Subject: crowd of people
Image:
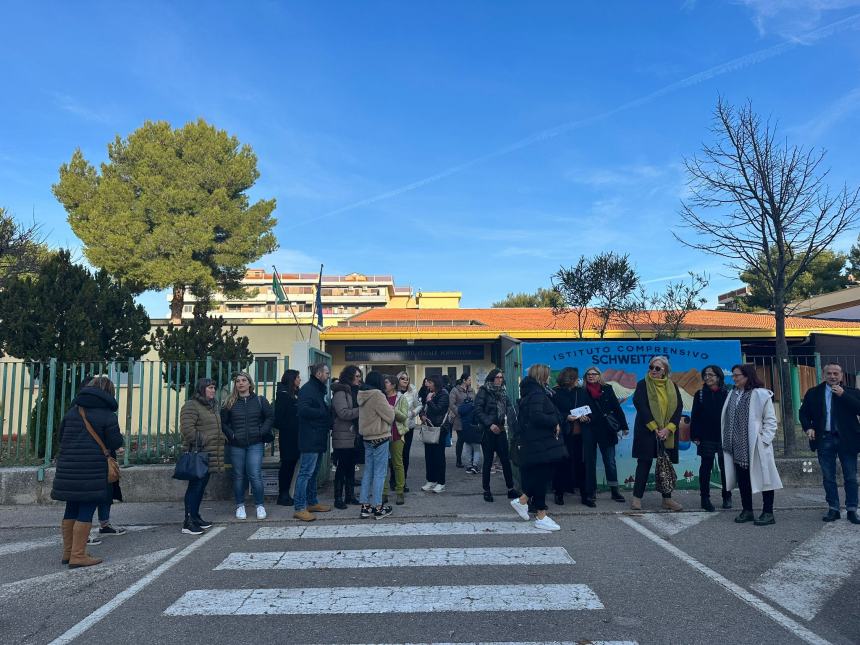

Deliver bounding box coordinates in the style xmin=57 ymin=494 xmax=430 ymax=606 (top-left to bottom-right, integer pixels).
xmin=49 ymin=357 xmax=859 ymax=568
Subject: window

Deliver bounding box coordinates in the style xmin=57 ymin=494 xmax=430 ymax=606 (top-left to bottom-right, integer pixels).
xmin=253 ymin=356 xmax=280 ymax=383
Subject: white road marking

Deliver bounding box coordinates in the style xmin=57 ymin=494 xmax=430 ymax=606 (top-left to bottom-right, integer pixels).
xmin=344 ymin=642 xmax=637 ymax=645
xmin=637 ymin=511 xmax=717 ymax=537
xmin=216 ymin=546 xmax=574 ymax=570
xmin=0 ymin=526 xmax=156 ymax=557
xmin=0 ymin=548 xmax=175 ymax=601
xmin=48 ymin=526 xmax=225 ymax=645
xmin=751 ymin=522 xmax=860 ymax=620
xmin=250 ymin=521 xmax=548 ymax=540
xmin=164 ymin=583 xmax=604 ymax=615
xmin=619 ymin=517 xmax=833 ymax=645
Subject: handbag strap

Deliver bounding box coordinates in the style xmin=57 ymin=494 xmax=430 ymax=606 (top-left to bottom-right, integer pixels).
xmin=78 ymin=407 xmax=111 ymax=458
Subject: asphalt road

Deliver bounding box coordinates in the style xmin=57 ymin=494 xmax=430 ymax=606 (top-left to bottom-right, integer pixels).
xmin=2 ymin=466 xmax=859 ymax=645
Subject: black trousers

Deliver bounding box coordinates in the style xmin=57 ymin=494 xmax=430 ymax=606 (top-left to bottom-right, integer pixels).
xmin=403 ymin=429 xmax=414 ymax=478
xmin=553 ymin=433 xmax=584 ymax=496
xmin=699 ymin=446 xmax=730 ymax=499
xmin=482 ymin=430 xmax=514 ymax=492
xmin=521 ymin=463 xmax=553 ymax=511
xmin=424 ymin=435 xmax=447 ymax=485
xmin=278 ymin=456 xmax=298 ymax=499
xmin=735 ymin=463 xmax=774 ymax=513
xmin=633 ymin=457 xmax=672 ymax=499
xmin=333 ymin=448 xmax=356 ymax=499
xmin=582 ymin=429 xmax=618 ymax=500
xmin=456 ymin=430 xmax=465 ymax=463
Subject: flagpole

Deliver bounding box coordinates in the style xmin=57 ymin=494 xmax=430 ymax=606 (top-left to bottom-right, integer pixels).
xmin=310 ymin=263 xmax=324 ymax=332
xmin=272 ymin=265 xmax=305 ymax=340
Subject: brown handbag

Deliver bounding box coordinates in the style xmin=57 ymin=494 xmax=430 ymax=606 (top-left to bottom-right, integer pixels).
xmin=79 ymin=407 xmax=121 ymax=483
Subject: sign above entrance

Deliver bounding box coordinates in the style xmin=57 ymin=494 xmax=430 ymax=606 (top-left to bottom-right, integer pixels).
xmin=345 ymin=345 xmax=484 ymax=362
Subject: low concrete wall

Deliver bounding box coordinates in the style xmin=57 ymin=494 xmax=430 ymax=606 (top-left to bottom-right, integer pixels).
xmin=0 ymin=457 xmax=844 ymax=505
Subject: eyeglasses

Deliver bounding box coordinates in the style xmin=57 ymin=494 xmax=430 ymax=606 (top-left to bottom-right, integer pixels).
xmin=648 ymin=366 xmax=664 ymax=372
xmin=585 ymin=372 xmax=599 ymax=377
xmin=494 ymin=375 xmax=504 ymax=380
xmin=399 ymin=377 xmax=409 ymax=381
xmin=731 ymin=373 xmax=743 ymax=378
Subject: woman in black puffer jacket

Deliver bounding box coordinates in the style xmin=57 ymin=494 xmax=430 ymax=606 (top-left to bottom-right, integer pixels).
xmin=51 ymin=376 xmax=124 ymax=569
xmin=221 ymin=372 xmax=274 ymax=521
xmin=419 ymin=374 xmax=450 ymax=493
xmin=510 ymin=365 xmax=566 ymax=532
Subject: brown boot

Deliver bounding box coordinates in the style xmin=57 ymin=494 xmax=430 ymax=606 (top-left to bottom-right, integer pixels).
xmin=61 ymin=519 xmax=75 ymax=565
xmin=630 ymin=497 xmax=642 ymax=511
xmin=307 ymin=503 xmax=331 ymax=513
xmin=69 ymin=522 xmax=103 ymax=569
xmin=293 ymin=510 xmax=316 ymax=522
xmin=662 ymin=498 xmax=683 ymax=512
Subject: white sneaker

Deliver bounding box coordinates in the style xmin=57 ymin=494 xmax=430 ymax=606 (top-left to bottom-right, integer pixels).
xmin=510 ymin=498 xmax=530 ymax=521
xmin=235 ymin=505 xmax=246 ymax=520
xmin=431 ymin=484 xmax=446 ymax=493
xmin=421 ymin=481 xmax=435 ymax=492
xmin=534 ymin=515 xmax=560 ymax=531
xmin=256 ymin=505 xmax=267 ymax=520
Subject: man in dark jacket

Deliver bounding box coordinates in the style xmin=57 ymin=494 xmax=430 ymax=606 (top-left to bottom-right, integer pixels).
xmin=293 ymin=363 xmax=332 ymax=521
xmin=799 ymin=363 xmax=860 ymax=524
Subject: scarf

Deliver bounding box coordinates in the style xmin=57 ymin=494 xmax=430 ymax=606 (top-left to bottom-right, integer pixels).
xmin=586 ymin=382 xmax=602 ymax=399
xmin=485 ymin=383 xmax=508 ymax=426
xmin=645 ymin=373 xmax=677 ymax=430
xmin=723 ymin=389 xmax=752 ymax=468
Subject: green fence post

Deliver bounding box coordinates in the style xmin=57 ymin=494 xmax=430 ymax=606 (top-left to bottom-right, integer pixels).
xmin=124 ymin=358 xmax=134 ymax=466
xmin=790 ymin=362 xmax=802 ymax=425
xmin=206 ymin=356 xmax=212 ymax=380
xmin=38 ymin=358 xmax=58 ymax=482
xmin=814 ymin=352 xmax=823 ymax=384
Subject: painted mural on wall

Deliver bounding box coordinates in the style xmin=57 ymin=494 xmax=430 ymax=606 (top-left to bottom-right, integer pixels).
xmin=520 ymin=340 xmax=742 ymax=491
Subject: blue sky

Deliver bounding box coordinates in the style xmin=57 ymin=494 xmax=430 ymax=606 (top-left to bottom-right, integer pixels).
xmin=2 ymin=1 xmax=860 ymax=316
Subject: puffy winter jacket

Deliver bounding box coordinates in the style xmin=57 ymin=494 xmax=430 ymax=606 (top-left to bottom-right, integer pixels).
xmin=180 ymin=396 xmax=225 ymax=472
xmin=51 ymin=387 xmax=124 ymax=504
xmin=297 ymin=376 xmax=331 ymax=453
xmin=221 ymin=393 xmax=274 ymax=448
xmin=331 ymin=382 xmax=359 ymax=450
xmin=516 ymin=377 xmax=566 ymax=467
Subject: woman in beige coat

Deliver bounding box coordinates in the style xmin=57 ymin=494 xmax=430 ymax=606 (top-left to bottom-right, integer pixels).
xmin=179 ymin=378 xmax=223 ymax=535
xmin=357 ymin=371 xmax=396 ymax=520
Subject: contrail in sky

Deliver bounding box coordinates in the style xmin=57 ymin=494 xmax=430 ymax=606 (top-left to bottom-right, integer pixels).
xmin=286 ymin=12 xmax=860 ymax=231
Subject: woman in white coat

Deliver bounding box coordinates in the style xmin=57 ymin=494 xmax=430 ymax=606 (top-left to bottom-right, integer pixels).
xmin=722 ymin=364 xmax=783 ymax=526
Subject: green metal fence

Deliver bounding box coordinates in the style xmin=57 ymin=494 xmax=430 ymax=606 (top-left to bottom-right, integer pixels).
xmin=0 ymin=357 xmax=290 ymax=473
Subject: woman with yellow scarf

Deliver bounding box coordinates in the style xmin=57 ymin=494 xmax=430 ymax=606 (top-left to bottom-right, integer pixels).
xmin=631 ymin=356 xmax=683 ymax=511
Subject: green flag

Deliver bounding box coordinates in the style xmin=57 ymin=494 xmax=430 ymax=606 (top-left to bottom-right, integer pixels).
xmin=272 ymin=271 xmax=286 ymax=304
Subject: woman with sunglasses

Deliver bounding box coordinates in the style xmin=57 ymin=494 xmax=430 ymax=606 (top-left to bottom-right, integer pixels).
xmin=396 ymin=371 xmax=418 ymax=491
xmin=722 ymin=364 xmax=782 ymax=526
xmin=690 ymin=365 xmax=731 ymax=512
xmin=474 ymin=369 xmax=520 ymax=502
xmin=573 ymin=367 xmax=628 ymax=507
xmin=631 ymin=356 xmax=683 ymax=511
xmin=419 ymin=375 xmax=450 ymax=493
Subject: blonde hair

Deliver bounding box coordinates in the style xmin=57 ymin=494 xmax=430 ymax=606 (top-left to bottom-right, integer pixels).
xmin=648 ymin=356 xmax=671 ymax=376
xmin=527 ymin=364 xmax=551 ymax=385
xmin=87 ymin=375 xmax=116 ymax=398
xmin=223 ymin=371 xmax=255 ymax=410
xmin=583 ymin=367 xmax=605 ymax=385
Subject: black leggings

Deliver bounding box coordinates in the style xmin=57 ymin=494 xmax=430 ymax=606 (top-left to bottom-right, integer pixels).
xmin=735 ymin=463 xmax=774 ymax=513
xmin=482 ymin=430 xmax=514 ymax=492
xmin=633 ymin=457 xmax=672 ymax=499
xmin=278 ymin=457 xmax=298 ymax=499
xmin=424 ymin=436 xmax=447 ymax=485
xmin=403 ymin=429 xmax=413 ymax=478
xmin=456 ymin=431 xmax=465 ymax=463
xmin=699 ymin=449 xmax=729 ymax=498
xmin=521 ymin=463 xmax=553 ymax=511
xmin=334 ymin=449 xmax=356 ymax=496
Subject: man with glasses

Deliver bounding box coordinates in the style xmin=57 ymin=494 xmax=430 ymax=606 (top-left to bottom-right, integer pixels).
xmin=799 ymin=363 xmax=860 ymax=524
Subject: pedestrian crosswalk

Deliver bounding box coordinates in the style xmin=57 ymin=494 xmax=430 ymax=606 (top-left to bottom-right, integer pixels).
xmin=163 ymin=518 xmax=626 ymax=643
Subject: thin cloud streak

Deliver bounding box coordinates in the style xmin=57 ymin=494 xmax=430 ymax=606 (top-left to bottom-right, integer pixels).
xmin=285 ymin=12 xmax=860 ymax=232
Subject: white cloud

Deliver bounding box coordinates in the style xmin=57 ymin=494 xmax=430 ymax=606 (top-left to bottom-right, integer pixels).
xmin=793 ymin=87 xmax=860 ymax=139
xmin=51 ymin=92 xmax=112 ymax=123
xmin=736 ymin=0 xmax=860 ymax=37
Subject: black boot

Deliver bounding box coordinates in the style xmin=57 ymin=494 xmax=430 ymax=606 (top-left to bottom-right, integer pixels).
xmin=345 ymin=478 xmax=360 ymax=505
xmin=193 ymin=514 xmax=213 ymax=529
xmin=610 ymin=486 xmax=625 ymax=503
xmin=701 ymin=496 xmax=715 ymax=512
xmin=182 ymin=514 xmax=203 ymax=535
xmin=722 ymin=492 xmax=733 ymax=509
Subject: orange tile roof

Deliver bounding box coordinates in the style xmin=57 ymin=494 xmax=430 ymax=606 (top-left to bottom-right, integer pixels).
xmin=320 ymin=307 xmax=860 ymax=340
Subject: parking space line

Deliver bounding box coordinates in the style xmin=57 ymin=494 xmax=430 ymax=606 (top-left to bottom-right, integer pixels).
xmin=619 ymin=517 xmax=833 ymax=645
xmin=48 ymin=526 xmax=225 ymax=645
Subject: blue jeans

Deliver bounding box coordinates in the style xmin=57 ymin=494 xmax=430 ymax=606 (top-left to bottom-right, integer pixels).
xmin=63 ymin=501 xmax=97 ymax=522
xmin=583 ymin=429 xmax=619 ymax=499
xmin=229 ymin=443 xmax=265 ymax=506
xmin=817 ymin=434 xmax=858 ymax=512
xmin=97 ymin=501 xmax=111 ymax=524
xmin=184 ymin=473 xmax=211 ymax=516
xmin=293 ymin=452 xmax=322 ymax=511
xmin=360 ymin=440 xmax=390 ymax=507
